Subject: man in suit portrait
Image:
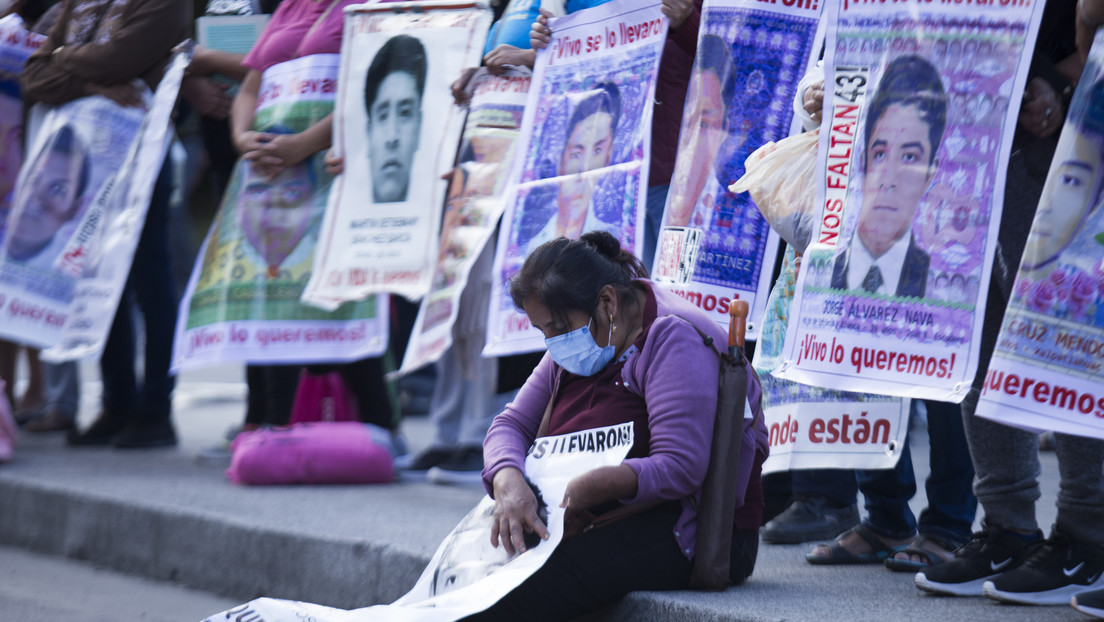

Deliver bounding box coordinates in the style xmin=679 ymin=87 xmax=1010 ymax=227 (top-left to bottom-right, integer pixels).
xmin=831 ymin=55 xmax=946 ymax=297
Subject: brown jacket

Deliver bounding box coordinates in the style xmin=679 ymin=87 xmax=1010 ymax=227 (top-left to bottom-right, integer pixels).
xmin=22 ymin=0 xmax=188 ymax=104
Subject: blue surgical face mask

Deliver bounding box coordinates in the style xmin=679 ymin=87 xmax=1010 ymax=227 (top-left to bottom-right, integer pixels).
xmin=544 ymin=317 xmax=615 ymax=376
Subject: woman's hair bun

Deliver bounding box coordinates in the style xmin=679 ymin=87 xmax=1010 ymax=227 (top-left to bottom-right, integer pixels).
xmin=580 ymin=230 xmax=621 ymax=260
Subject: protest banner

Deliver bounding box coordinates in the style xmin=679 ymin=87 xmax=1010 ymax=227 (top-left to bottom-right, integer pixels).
xmin=483 ymin=0 xmax=666 ymax=356
xmin=774 ymin=0 xmax=1045 ymax=402
xmin=0 ymin=47 xmax=180 ymax=349
xmin=203 ymin=422 xmax=635 ymax=622
xmin=172 ymin=54 xmax=388 ymax=370
xmin=400 ymin=68 xmax=531 ymax=374
xmin=651 ymin=0 xmax=822 ymax=341
xmin=301 ymin=1 xmax=492 ymax=308
xmin=43 ymin=45 xmax=192 ymax=361
xmin=755 ymin=247 xmax=908 ymax=474
xmin=976 ymin=32 xmax=1104 ymax=441
xmin=0 ymin=14 xmax=44 ymax=217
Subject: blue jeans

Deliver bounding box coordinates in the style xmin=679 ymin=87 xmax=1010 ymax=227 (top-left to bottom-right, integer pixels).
xmin=99 ymin=156 xmax=177 ymax=421
xmin=793 ymin=399 xmax=976 ymax=543
xmin=642 ymin=184 xmax=669 ymax=270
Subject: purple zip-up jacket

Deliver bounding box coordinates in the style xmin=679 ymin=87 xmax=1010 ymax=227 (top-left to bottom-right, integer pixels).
xmin=482 ymin=280 xmax=766 ymax=559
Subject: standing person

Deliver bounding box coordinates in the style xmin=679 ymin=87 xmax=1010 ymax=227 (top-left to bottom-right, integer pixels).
xmin=223 ymin=0 xmax=398 ymax=434
xmin=916 ymin=0 xmax=1104 ymax=605
xmin=20 ymin=0 xmax=188 ymax=448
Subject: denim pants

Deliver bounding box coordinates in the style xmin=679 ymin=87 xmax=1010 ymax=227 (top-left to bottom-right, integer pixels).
xmin=793 ymin=399 xmax=977 ymax=543
xmin=99 ymin=156 xmax=177 ymax=421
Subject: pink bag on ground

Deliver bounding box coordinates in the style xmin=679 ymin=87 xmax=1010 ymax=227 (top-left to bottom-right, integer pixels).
xmin=288 ymin=369 xmax=358 ymax=424
xmin=227 ymin=421 xmax=395 ymax=485
xmin=0 ymin=379 xmax=17 ymax=463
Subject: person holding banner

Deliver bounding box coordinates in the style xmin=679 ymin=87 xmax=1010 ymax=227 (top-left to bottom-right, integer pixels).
xmin=476 ymin=231 xmax=767 ymax=620
xmin=918 ymin=4 xmax=1104 ymax=604
xmin=830 ymin=55 xmax=945 ymax=298
xmin=220 ymin=0 xmax=398 ymax=433
xmin=21 ymin=0 xmax=187 ymax=448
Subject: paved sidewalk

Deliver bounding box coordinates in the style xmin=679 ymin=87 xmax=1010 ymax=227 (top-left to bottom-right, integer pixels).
xmin=0 ymin=364 xmax=1084 ymax=621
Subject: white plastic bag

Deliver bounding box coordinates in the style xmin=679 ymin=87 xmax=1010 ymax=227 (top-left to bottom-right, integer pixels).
xmin=729 ymin=130 xmax=818 ymax=254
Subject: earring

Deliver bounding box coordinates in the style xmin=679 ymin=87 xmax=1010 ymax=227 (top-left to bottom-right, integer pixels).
xmin=610 ymin=315 xmax=616 ymax=333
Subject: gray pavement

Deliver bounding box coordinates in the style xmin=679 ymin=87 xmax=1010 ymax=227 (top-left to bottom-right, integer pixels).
xmin=0 ymin=363 xmax=1087 ymax=621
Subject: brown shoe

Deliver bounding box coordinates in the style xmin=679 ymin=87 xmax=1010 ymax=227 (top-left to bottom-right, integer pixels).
xmin=23 ymin=410 xmax=76 ymax=433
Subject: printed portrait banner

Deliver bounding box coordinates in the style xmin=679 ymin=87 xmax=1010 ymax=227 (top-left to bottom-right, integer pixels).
xmin=0 ymin=14 xmax=45 ymax=216
xmin=400 ymin=68 xmax=531 ymax=374
xmin=776 ymin=0 xmax=1044 ymax=402
xmin=976 ymin=32 xmax=1104 ymax=441
xmin=651 ymin=0 xmax=823 ymax=342
xmin=202 ymin=423 xmax=635 ymax=622
xmin=484 ymin=0 xmax=666 ymax=356
xmin=301 ymin=1 xmax=493 ymax=308
xmin=172 ymin=54 xmax=388 ymax=371
xmin=754 ymin=247 xmax=908 ymax=474
xmin=0 ymin=77 xmax=158 ymax=347
xmin=43 ymin=45 xmax=192 ymax=362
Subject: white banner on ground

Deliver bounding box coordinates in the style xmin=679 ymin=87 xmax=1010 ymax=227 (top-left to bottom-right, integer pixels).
xmin=202 ymin=422 xmax=634 ymax=622
xmin=774 ymin=0 xmax=1045 ymax=402
xmin=976 ymin=31 xmax=1104 ymax=441
xmin=173 ymin=54 xmax=388 ymax=370
xmin=755 ymin=247 xmax=908 ymax=474
xmin=400 ymin=68 xmax=531 ymax=374
xmin=0 ymin=46 xmax=187 ymax=352
xmin=651 ymin=0 xmax=822 ymax=342
xmin=484 ymin=0 xmax=666 ymax=356
xmin=301 ymin=1 xmax=492 ymax=308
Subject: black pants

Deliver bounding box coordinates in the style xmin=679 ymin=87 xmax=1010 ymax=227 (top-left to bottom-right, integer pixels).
xmin=462 ymin=503 xmax=760 ymax=621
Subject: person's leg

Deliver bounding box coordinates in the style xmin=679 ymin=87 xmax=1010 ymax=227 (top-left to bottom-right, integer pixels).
xmin=918 ymin=398 xmax=977 ymax=544
xmin=0 ymin=339 xmax=16 ymax=409
xmin=461 ymin=503 xmax=691 ymax=622
xmin=20 ymin=347 xmax=44 ymax=411
xmin=980 ymin=434 xmax=1104 ymax=605
xmin=762 ymin=469 xmax=859 ymax=544
xmin=428 ymin=351 xmax=507 ymax=485
xmin=857 ymin=435 xmax=918 ymax=541
xmin=340 ymin=357 xmax=398 ymax=431
xmin=642 ymin=184 xmax=669 ymax=271
xmin=69 ymin=287 xmax=138 ymax=444
xmin=112 ymin=155 xmax=178 ymax=448
xmin=23 ymin=361 xmax=80 ymax=432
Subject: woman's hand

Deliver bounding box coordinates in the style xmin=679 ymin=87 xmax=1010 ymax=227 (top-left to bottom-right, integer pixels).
xmin=484 ymin=45 xmax=536 ymax=75
xmin=491 ymin=467 xmax=549 ymax=556
xmin=530 ymin=9 xmax=554 ymax=51
xmin=323 ymin=149 xmax=344 ymax=176
xmin=802 ymin=78 xmax=825 ymax=125
xmin=1019 ymin=77 xmax=1063 ymax=139
xmin=561 ymin=465 xmax=639 ymax=538
xmin=86 ymin=82 xmax=145 ymax=108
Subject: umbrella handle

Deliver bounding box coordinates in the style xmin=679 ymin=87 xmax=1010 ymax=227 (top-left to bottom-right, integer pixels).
xmin=728 ymin=299 xmax=748 ymax=350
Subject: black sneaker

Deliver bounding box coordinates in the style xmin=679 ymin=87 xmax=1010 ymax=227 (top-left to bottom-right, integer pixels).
xmin=112 ymin=418 xmax=178 ymax=449
xmin=982 ymin=525 xmax=1104 ymax=605
xmin=915 ymin=521 xmax=1043 ymax=596
xmin=427 ymin=446 xmax=484 ymax=486
xmin=67 ymin=412 xmax=130 ymax=446
xmin=1073 ymin=586 xmax=1104 ymax=619
xmin=395 ymin=446 xmax=456 ymax=473
xmin=760 ymin=497 xmax=859 ymax=544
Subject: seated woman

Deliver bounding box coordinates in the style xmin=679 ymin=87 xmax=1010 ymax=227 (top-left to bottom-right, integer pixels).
xmin=470 ymin=231 xmax=767 ymax=621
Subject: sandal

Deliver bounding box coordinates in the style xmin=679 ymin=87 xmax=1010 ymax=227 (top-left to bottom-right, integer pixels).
xmin=23 ymin=410 xmax=76 ymax=433
xmin=805 ymin=524 xmax=908 ymax=565
xmin=883 ymin=533 xmax=959 ymax=572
